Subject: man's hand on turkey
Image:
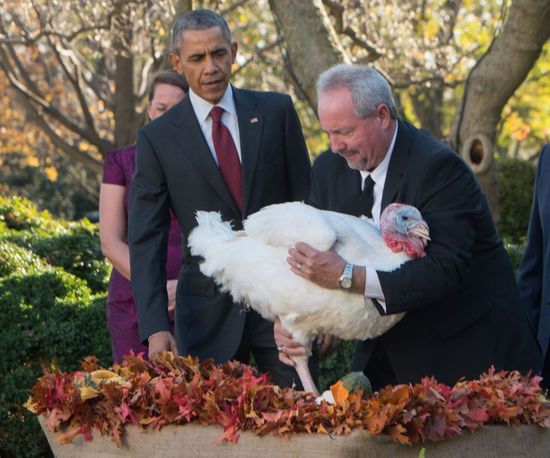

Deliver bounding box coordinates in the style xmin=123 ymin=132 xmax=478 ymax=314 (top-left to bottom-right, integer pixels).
xmin=287 ymin=243 xmax=345 ymax=289
xmin=274 ymin=317 xmax=307 ymax=367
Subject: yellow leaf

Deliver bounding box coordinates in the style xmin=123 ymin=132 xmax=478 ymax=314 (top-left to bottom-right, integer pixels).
xmin=90 ymin=369 xmax=119 ymax=382
xmin=316 ymin=423 xmax=328 ymax=434
xmin=79 ymin=385 xmax=99 ymax=401
xmin=26 ymin=156 xmax=40 ymax=167
xmin=24 ymin=396 xmax=38 ymax=413
xmin=423 ymin=18 xmax=440 ymax=40
xmin=90 ymin=370 xmax=130 ymax=387
xmin=44 ymin=166 xmax=58 ymax=181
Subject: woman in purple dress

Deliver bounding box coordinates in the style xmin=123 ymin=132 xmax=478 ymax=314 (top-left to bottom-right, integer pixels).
xmin=99 ymin=71 xmax=189 ymax=363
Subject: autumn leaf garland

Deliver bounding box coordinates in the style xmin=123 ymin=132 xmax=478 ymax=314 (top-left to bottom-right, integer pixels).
xmin=26 ymin=353 xmax=550 ymax=446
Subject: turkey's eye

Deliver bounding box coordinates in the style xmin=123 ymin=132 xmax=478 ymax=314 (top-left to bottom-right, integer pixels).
xmin=402 ymin=216 xmax=409 ymax=221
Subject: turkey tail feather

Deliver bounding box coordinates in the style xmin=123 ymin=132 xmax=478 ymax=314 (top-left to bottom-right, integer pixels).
xmin=188 ymin=211 xmax=236 ymax=258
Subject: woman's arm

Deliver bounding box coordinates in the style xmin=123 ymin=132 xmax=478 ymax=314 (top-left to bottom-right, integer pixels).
xmin=99 ymin=182 xmax=177 ymax=313
xmin=99 ymin=183 xmax=131 ymax=280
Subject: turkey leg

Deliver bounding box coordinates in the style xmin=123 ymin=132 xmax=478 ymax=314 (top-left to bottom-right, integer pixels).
xmin=292 ymin=353 xmax=320 ymax=396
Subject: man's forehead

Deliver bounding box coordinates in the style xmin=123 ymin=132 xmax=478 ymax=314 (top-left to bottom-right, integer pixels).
xmin=180 ymin=26 xmax=229 ymax=47
xmin=319 ymin=92 xmax=355 ymax=119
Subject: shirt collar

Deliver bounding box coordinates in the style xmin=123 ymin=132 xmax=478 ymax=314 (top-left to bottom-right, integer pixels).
xmin=360 ymin=121 xmax=398 ymax=185
xmin=188 ymin=85 xmax=237 ymax=123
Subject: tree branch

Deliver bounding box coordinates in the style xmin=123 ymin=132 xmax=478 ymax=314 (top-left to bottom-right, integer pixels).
xmin=0 ymin=42 xmax=111 ymax=152
xmin=23 ymin=93 xmax=103 ymax=174
xmin=220 ymin=0 xmax=250 ymax=15
xmin=45 ymin=34 xmax=101 ymax=147
xmin=232 ymin=38 xmax=283 ymax=77
xmin=322 ymin=0 xmax=382 ymax=61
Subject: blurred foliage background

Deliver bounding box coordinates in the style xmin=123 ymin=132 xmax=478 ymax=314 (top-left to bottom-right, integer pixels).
xmin=1 ymin=0 xmax=548 ymax=216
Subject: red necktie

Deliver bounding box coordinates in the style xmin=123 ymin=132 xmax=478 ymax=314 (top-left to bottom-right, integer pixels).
xmin=210 ymin=106 xmax=243 ymax=212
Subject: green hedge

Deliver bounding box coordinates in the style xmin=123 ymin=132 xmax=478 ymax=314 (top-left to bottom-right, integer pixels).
xmin=0 ymin=275 xmax=110 ymax=457
xmin=4 ymin=224 xmax=110 ymax=294
xmin=0 ymin=195 xmax=61 ymax=232
xmin=1 ymin=195 xmax=110 ymax=294
xmin=0 ymin=196 xmax=111 ymax=458
xmin=0 ymin=240 xmax=46 ymax=277
xmin=497 ymin=156 xmax=536 ymax=244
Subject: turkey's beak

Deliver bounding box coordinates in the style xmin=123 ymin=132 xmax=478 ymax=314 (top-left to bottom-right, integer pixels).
xmin=409 ymin=222 xmax=430 ymax=247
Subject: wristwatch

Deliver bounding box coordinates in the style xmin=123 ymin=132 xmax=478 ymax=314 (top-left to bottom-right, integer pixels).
xmin=339 ymin=262 xmax=354 ymax=289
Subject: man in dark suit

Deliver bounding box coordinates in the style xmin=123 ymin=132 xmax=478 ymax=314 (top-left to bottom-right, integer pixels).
xmin=517 ymin=144 xmax=550 ymax=389
xmin=276 ymin=64 xmax=541 ymax=389
xmin=128 ymin=10 xmax=312 ymax=388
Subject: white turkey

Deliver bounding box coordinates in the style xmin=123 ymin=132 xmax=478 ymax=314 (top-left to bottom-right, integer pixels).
xmin=188 ymin=202 xmax=430 ymax=395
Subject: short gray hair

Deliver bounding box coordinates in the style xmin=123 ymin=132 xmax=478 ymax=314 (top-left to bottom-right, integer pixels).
xmin=317 ymin=64 xmax=398 ymax=119
xmin=171 ymin=9 xmax=232 ymax=54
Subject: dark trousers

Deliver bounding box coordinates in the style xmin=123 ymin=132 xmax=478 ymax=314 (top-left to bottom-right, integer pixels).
xmin=233 ymin=309 xmax=319 ymax=390
xmin=542 ymin=345 xmax=550 ymax=391
xmin=362 ymin=340 xmax=397 ymax=391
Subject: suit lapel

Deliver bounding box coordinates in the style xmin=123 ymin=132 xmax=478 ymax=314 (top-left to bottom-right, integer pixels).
xmin=233 ymin=87 xmax=263 ymax=217
xmin=170 ymin=97 xmax=240 ymax=216
xmin=381 ymin=120 xmax=414 ymax=210
xmin=338 ymin=166 xmax=363 ymax=216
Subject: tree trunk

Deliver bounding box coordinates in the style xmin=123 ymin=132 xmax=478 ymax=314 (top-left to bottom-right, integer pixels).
xmin=113 ymin=14 xmax=137 ymax=148
xmin=410 ymin=80 xmax=444 ymax=139
xmin=268 ymin=0 xmax=347 ymax=111
xmin=114 ymin=54 xmax=136 ymax=147
xmin=174 ymin=0 xmax=194 ymax=16
xmin=451 ymin=0 xmax=550 ymax=216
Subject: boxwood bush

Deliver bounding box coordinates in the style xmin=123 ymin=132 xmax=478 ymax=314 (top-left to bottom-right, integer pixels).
xmin=497 ymin=156 xmax=536 ymax=244
xmin=4 ymin=225 xmax=110 ymax=294
xmin=0 ymin=196 xmax=111 ymax=458
xmin=0 ymin=240 xmax=45 ymax=277
xmin=0 ymin=195 xmax=61 ymax=232
xmin=1 ymin=199 xmax=110 ymax=294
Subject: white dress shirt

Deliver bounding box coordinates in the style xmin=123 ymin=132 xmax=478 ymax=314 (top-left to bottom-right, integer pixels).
xmin=188 ymin=85 xmax=242 ymax=162
xmin=360 ymin=122 xmax=398 ymax=311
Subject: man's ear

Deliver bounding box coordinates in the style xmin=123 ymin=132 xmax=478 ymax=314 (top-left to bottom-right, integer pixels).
xmin=377 ymin=104 xmax=392 ymax=127
xmin=169 ymin=52 xmax=183 ymax=73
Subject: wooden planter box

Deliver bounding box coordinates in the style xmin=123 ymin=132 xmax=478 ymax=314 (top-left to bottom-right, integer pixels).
xmin=39 ymin=416 xmax=550 ymax=457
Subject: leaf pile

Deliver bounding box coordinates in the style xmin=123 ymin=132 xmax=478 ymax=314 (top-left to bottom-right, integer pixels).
xmin=26 ymin=353 xmax=550 ymax=446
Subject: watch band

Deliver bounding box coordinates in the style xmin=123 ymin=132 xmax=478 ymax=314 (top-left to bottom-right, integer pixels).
xmin=339 ymin=262 xmax=354 ymax=289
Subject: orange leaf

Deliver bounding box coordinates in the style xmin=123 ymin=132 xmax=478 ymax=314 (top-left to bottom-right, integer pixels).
xmin=55 ymin=426 xmax=81 ymax=444
xmin=389 ymin=424 xmax=410 ymax=445
xmin=330 ymin=381 xmax=349 ymax=408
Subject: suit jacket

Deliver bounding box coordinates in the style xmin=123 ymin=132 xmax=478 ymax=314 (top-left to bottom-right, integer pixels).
xmin=517 ymin=144 xmax=550 ymax=359
xmin=128 ymin=87 xmax=311 ymax=362
xmin=310 ymin=120 xmax=541 ymax=385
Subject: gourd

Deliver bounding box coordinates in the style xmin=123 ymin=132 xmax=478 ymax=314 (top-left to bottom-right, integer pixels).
xmin=340 ymin=371 xmax=373 ymax=396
